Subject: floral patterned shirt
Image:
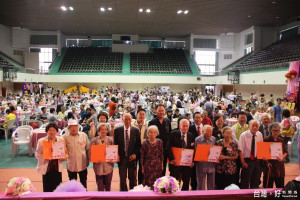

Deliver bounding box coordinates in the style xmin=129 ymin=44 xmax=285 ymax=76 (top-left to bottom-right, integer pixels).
xmin=216 ymin=139 xmax=239 ymax=175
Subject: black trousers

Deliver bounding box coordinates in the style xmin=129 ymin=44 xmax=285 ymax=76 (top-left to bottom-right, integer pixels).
xmin=42 ymin=171 xmax=62 ymax=192
xmin=162 ymin=155 xmax=167 ymax=176
xmin=67 ymin=168 xmax=88 ymax=188
xmin=118 ymin=158 xmax=137 ymax=191
xmin=263 ymin=172 xmax=284 ymax=188
xmin=241 ymin=158 xmax=261 ymax=189
xmin=137 ymin=159 xmax=144 ymax=185
xmin=283 ymin=136 xmax=291 ymax=158
xmin=170 ymin=165 xmax=192 ymax=191
xmin=190 ymin=165 xmax=197 ymax=190
xmin=235 ymin=155 xmax=242 ymax=187
xmin=215 ymin=173 xmax=236 ymax=189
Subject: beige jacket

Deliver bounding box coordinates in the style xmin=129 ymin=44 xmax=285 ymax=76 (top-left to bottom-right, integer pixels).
xmin=131 ymin=119 xmax=148 ymax=143
xmin=35 ymin=136 xmax=65 ymax=175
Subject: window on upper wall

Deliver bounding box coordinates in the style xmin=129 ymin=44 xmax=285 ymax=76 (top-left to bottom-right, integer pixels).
xmin=280 ymin=26 xmax=299 ymax=40
xmin=164 ymin=41 xmax=185 ymax=49
xmin=140 ymin=40 xmax=162 ymax=48
xmin=66 ymin=39 xmax=89 ymax=47
xmin=30 ymin=48 xmax=57 ymax=74
xmin=245 ymin=33 xmax=253 ymax=45
xmin=194 ymin=50 xmax=216 ymax=75
xmin=244 ymin=46 xmax=253 ymax=55
xmin=193 ymin=38 xmax=217 ymax=48
xmin=224 ymin=54 xmax=232 ymax=59
xmin=91 ymin=39 xmax=112 ymax=47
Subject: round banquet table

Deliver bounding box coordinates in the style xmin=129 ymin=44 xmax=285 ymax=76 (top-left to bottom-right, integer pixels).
xmin=226 ymin=118 xmax=237 ymax=127
xmin=0 ymin=118 xmax=5 ymax=124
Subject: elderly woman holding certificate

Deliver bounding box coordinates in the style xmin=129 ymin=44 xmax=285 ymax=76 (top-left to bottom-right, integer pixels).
xmin=90 ymin=123 xmax=114 ymax=191
xmin=215 ymin=126 xmax=239 ymax=189
xmin=262 ymin=122 xmax=287 ymax=188
xmin=140 ymin=125 xmax=164 ymax=189
xmin=35 ymin=123 xmax=66 ymax=192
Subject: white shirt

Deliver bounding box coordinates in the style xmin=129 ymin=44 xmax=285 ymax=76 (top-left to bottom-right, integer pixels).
xmin=63 ymin=132 xmax=90 ymax=172
xmin=238 ymin=130 xmax=263 ymax=158
xmin=194 ymin=123 xmax=203 ymax=135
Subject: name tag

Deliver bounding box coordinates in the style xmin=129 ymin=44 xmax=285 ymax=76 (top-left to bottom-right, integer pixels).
xmin=78 ymin=141 xmax=85 ymax=146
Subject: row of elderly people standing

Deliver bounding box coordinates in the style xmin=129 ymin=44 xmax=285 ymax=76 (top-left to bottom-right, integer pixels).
xmin=35 ymin=105 xmax=287 ymax=192
xmin=166 ymin=109 xmax=287 ymax=190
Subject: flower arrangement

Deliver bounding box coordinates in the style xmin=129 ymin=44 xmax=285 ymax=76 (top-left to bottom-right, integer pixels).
xmin=285 ymin=70 xmax=297 ymax=79
xmin=3 ymin=177 xmax=36 ymax=196
xmin=289 ymin=70 xmax=297 ymax=78
xmin=285 ymin=72 xmax=291 ymax=79
xmin=153 ymin=176 xmax=180 ymax=194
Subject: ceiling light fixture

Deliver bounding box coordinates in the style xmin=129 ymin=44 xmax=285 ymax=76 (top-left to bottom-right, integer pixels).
xmin=146 ymin=9 xmax=151 ymax=13
xmin=139 ymin=8 xmax=143 ymax=12
xmin=275 ymin=16 xmax=279 ymax=19
xmin=69 ymin=7 xmax=74 ymax=11
xmin=100 ymin=7 xmax=105 ymax=12
xmin=184 ymin=10 xmax=189 ymax=14
xmin=108 ymin=7 xmax=112 ymax=11
xmin=61 ymin=6 xmax=67 ymax=11
xmin=272 ymin=1 xmax=276 ymax=4
xmin=248 ymin=15 xmax=252 ymax=18
xmin=177 ymin=10 xmax=182 ymax=14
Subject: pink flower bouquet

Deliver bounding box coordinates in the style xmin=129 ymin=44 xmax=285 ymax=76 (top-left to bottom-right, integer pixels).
xmin=153 ymin=176 xmax=180 ymax=194
xmin=3 ymin=177 xmax=36 ymax=196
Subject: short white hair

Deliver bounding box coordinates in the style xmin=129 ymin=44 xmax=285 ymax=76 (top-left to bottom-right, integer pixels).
xmin=97 ymin=123 xmax=109 ymax=131
xmin=249 ymin=120 xmax=260 ymax=127
xmin=203 ymin=125 xmax=213 ymax=132
xmin=179 ymin=118 xmax=189 ymax=125
xmin=147 ymin=125 xmax=159 ymax=137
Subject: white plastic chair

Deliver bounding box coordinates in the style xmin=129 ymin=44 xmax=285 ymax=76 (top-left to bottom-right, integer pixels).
xmin=40 ymin=123 xmax=49 ymax=129
xmin=18 ymin=115 xmax=25 ymax=126
xmin=23 ymin=113 xmax=32 ymax=125
xmin=17 ymin=125 xmax=34 ymax=132
xmin=290 ymin=116 xmax=300 ymax=121
xmin=0 ymin=119 xmax=16 ymax=140
xmin=79 ymin=124 xmax=83 ymax=132
xmin=96 ymin=107 xmax=102 ymax=114
xmin=11 ymin=128 xmax=32 ymax=157
xmin=287 ymin=122 xmax=300 ymax=156
xmin=61 ymin=127 xmax=68 ymax=135
xmin=61 ymin=125 xmax=83 ymax=135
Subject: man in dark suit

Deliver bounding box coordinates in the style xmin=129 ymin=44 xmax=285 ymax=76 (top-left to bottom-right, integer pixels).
xmin=188 ymin=112 xmax=203 ymax=190
xmin=259 ymin=113 xmax=271 ymax=138
xmin=168 ymin=119 xmax=194 ymax=191
xmin=114 ymin=113 xmax=141 ymax=191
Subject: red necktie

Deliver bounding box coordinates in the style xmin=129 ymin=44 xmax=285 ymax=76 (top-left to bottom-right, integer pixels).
xmin=197 ymin=126 xmax=200 ymax=136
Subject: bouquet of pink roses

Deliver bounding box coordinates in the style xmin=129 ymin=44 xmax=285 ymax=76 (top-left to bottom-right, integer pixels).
xmin=3 ymin=177 xmax=36 ymax=196
xmin=153 ymin=176 xmax=180 ymax=194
